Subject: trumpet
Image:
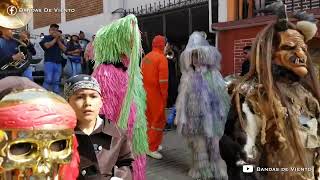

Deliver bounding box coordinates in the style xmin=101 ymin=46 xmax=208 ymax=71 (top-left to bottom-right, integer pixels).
xmin=166 ymin=49 xmax=174 ymax=60
xmin=165 ymin=47 xmax=175 ymax=60
xmin=1 ymin=43 xmax=29 ymax=70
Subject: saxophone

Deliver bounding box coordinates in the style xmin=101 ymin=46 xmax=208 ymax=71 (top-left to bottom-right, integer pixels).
xmin=0 ymin=38 xmax=29 ymax=70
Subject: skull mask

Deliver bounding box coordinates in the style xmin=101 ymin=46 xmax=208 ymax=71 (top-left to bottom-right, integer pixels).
xmin=274 ymin=29 xmax=309 ymax=77
xmin=0 ymin=89 xmax=77 ymax=179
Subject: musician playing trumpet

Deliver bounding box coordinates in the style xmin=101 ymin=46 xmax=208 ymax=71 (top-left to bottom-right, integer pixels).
xmin=0 ymin=26 xmax=28 ymax=79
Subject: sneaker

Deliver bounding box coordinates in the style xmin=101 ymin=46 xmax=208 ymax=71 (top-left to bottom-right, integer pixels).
xmin=147 ymin=151 xmax=163 ymax=159
xmin=158 ymin=145 xmax=163 ymax=151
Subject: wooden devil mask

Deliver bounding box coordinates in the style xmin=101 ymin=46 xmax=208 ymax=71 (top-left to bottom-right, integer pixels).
xmin=274 ymin=29 xmax=308 ymax=77
xmin=262 ymin=1 xmax=318 ymax=77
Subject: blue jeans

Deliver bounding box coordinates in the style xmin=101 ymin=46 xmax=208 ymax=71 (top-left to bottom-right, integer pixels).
xmin=43 ymin=62 xmax=62 ymax=94
xmin=22 ymin=67 xmax=33 ymax=81
xmin=71 ymin=61 xmax=82 ymax=76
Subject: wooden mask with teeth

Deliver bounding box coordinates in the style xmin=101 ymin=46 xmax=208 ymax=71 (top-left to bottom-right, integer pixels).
xmin=274 ymin=29 xmax=309 ymax=77
xmin=262 ymin=1 xmax=318 ymax=77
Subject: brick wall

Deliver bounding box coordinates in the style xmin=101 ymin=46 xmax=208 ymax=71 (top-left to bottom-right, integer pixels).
xmin=65 ymin=0 xmax=103 ymax=21
xmin=33 ymin=0 xmax=61 ymax=29
xmin=233 ymin=38 xmax=255 ymax=73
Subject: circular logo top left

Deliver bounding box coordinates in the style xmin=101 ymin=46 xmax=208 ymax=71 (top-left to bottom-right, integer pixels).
xmin=7 ymin=5 xmax=18 ymax=16
xmin=0 ymin=1 xmax=33 ymax=29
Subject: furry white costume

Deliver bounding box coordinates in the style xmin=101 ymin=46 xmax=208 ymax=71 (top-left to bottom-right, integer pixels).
xmin=175 ymin=32 xmax=230 ymax=179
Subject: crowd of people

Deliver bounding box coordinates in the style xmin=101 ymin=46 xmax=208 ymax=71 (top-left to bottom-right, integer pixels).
xmin=0 ymin=23 xmax=95 ymax=95
xmin=1 ymin=1 xmax=320 ymax=180
xmin=39 ymin=25 xmax=96 ymax=95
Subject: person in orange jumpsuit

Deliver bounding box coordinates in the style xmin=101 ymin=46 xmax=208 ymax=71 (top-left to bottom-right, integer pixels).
xmin=142 ymin=35 xmax=168 ymax=159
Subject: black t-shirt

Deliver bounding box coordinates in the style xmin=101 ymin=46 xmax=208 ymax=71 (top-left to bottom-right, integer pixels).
xmin=240 ymin=59 xmax=250 ymax=76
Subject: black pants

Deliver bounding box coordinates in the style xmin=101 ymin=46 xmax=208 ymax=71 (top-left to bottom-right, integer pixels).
xmin=88 ymin=60 xmax=95 ymax=75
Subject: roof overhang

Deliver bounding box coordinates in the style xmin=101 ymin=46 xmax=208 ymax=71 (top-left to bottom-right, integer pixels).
xmin=212 ymin=9 xmax=320 ymax=31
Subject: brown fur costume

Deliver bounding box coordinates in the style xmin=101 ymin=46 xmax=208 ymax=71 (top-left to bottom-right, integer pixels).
xmin=221 ymin=2 xmax=320 ymax=179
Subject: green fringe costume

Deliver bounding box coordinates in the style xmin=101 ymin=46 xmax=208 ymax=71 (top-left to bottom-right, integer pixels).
xmin=92 ymin=14 xmax=148 ymax=180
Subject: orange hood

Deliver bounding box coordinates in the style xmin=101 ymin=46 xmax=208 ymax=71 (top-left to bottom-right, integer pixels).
xmin=152 ymin=35 xmax=166 ymax=52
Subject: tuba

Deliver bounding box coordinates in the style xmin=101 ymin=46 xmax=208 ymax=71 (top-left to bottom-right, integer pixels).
xmin=0 ymin=0 xmax=33 ymax=71
xmin=0 ymin=0 xmax=33 ymax=29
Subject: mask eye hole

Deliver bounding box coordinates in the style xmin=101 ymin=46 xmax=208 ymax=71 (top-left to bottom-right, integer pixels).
xmin=10 ymin=142 xmax=37 ymax=156
xmin=50 ymin=139 xmax=67 ymax=152
xmin=281 ymin=45 xmax=296 ymax=51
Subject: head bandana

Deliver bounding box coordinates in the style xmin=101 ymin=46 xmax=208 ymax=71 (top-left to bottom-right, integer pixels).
xmin=64 ymin=74 xmax=101 ymax=100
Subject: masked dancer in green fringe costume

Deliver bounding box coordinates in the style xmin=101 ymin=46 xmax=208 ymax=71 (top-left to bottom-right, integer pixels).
xmin=92 ymin=14 xmax=148 ymax=180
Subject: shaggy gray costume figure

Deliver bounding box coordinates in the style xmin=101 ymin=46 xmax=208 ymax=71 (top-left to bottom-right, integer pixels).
xmin=175 ymin=32 xmax=230 ymax=180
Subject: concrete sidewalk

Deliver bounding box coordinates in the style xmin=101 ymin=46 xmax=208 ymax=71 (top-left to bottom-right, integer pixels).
xmin=146 ymin=130 xmax=193 ymax=180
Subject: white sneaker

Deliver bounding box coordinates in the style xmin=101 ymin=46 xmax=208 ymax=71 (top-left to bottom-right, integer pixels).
xmin=158 ymin=145 xmax=163 ymax=151
xmin=147 ymin=151 xmax=163 ymax=159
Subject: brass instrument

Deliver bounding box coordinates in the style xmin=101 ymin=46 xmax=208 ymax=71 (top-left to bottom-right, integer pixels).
xmin=0 ymin=0 xmax=33 ymax=29
xmin=0 ymin=0 xmax=32 ymax=71
xmin=165 ymin=44 xmax=175 ymax=60
xmin=0 ymin=38 xmax=28 ymax=70
xmin=166 ymin=49 xmax=175 ymax=60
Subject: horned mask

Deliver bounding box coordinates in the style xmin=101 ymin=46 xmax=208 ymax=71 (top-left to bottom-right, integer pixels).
xmin=261 ymin=0 xmax=318 ymax=77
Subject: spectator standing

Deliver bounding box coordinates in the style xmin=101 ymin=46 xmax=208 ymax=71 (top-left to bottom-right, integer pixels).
xmin=79 ymin=31 xmax=90 ymax=49
xmin=39 ymin=24 xmax=66 ymax=95
xmin=164 ymin=42 xmax=180 ymax=130
xmin=79 ymin=31 xmax=90 ymax=73
xmin=66 ymin=35 xmax=82 ymax=76
xmin=165 ymin=42 xmax=180 ymax=108
xmin=84 ymin=34 xmax=95 ymax=74
xmin=141 ymin=35 xmax=169 ymax=159
xmin=240 ymin=45 xmax=251 ymax=76
xmin=19 ymin=30 xmax=36 ymax=80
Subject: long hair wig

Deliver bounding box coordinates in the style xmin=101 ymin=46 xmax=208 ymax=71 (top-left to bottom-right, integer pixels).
xmin=232 ymin=22 xmax=320 ymax=174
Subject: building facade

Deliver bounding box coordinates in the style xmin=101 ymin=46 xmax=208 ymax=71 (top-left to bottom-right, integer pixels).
xmin=29 ymin=0 xmax=161 ymax=39
xmin=29 ymin=0 xmax=224 ymax=43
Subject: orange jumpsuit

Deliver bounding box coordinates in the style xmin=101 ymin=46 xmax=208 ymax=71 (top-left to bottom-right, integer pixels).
xmin=141 ymin=35 xmax=168 ymax=152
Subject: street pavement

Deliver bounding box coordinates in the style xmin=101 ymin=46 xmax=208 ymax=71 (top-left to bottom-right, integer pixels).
xmin=147 ymin=130 xmax=193 ymax=180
